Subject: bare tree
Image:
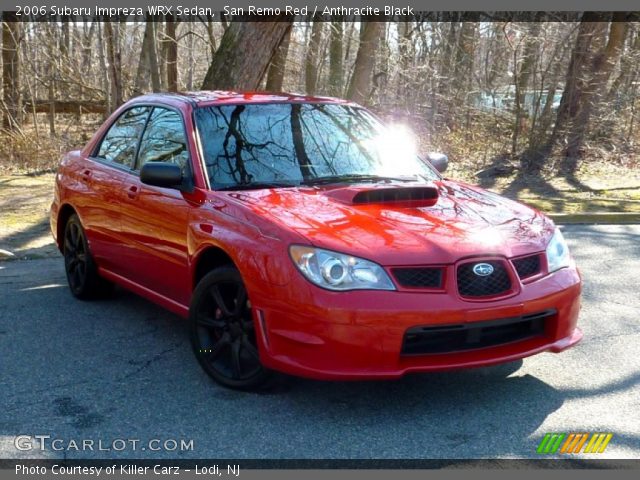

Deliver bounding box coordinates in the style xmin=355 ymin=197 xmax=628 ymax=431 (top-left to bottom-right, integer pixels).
xmin=304 ymin=16 xmax=324 ymax=95
xmin=4 ymin=16 xmax=640 ymax=180
xmin=328 ymin=17 xmax=344 ymax=96
xmin=134 ymin=19 xmax=161 ymax=95
xmin=201 ymin=20 xmax=293 ymax=90
xmin=185 ymin=24 xmax=195 ymax=90
xmin=451 ymin=20 xmax=477 ymax=118
xmin=347 ymin=20 xmax=383 ymax=104
xmin=265 ymin=24 xmax=292 ymax=92
xmin=553 ymin=13 xmax=627 ymax=173
xmin=397 ymin=21 xmax=413 ymax=101
xmin=511 ymin=22 xmax=542 ymax=155
xmin=104 ymin=20 xmax=123 ymax=111
xmin=165 ymin=15 xmax=178 ymax=92
xmin=2 ymin=14 xmax=22 ymax=130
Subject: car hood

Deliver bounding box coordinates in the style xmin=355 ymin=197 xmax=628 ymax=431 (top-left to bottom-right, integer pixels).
xmin=221 ymin=180 xmax=555 ymax=266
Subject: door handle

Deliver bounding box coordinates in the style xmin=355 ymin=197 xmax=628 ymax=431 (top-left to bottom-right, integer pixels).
xmin=127 ymin=185 xmax=139 ymax=199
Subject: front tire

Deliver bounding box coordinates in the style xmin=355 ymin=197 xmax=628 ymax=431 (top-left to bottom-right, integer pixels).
xmin=190 ymin=267 xmax=272 ymax=390
xmin=63 ymin=214 xmax=112 ymax=299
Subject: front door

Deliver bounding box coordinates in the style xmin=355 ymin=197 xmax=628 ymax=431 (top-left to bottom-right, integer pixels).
xmin=118 ymin=107 xmax=194 ymax=306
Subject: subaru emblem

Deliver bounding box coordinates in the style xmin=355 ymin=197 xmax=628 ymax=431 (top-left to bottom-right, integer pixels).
xmin=473 ymin=263 xmax=494 ymax=277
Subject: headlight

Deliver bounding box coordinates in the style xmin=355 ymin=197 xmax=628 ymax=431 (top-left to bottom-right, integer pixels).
xmin=289 ymin=245 xmax=396 ymax=291
xmin=546 ymin=228 xmax=571 ymax=273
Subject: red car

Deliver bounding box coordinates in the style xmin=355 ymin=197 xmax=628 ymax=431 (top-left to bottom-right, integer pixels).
xmin=50 ymin=92 xmax=582 ymax=390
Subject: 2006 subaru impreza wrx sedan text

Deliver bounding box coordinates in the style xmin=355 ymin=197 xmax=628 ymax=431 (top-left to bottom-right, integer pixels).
xmin=50 ymin=91 xmax=582 ymax=390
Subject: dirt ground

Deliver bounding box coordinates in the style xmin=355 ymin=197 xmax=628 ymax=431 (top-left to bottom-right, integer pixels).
xmin=0 ymin=174 xmax=59 ymax=261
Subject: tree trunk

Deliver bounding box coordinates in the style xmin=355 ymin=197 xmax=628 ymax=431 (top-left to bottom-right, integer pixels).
xmin=512 ymin=22 xmax=541 ymax=156
xmin=96 ymin=22 xmax=111 ymax=115
xmin=61 ymin=18 xmax=70 ymax=58
xmin=157 ymin=22 xmax=167 ymax=90
xmin=204 ymin=17 xmax=217 ymax=59
xmin=165 ymin=15 xmax=178 ymax=92
xmin=526 ymin=27 xmax=573 ymax=152
xmin=343 ymin=21 xmax=355 ymax=66
xmin=2 ymin=14 xmax=22 ymax=130
xmin=201 ymin=20 xmax=293 ymax=90
xmin=346 ymin=20 xmax=383 ymax=104
xmin=328 ymin=17 xmax=344 ymax=96
xmin=304 ymin=16 xmax=323 ymax=95
xmin=48 ymin=72 xmax=56 ymax=136
xmin=435 ymin=21 xmax=459 ymax=125
xmin=104 ymin=20 xmax=123 ymax=111
xmin=607 ymin=25 xmax=637 ymax=102
xmin=398 ymin=21 xmax=413 ymax=101
xmin=148 ymin=22 xmax=161 ymax=92
xmin=553 ymin=13 xmax=627 ymax=167
xmin=134 ymin=21 xmax=152 ymax=95
xmin=134 ymin=19 xmax=161 ymax=95
xmin=265 ymin=24 xmax=292 ymax=92
xmin=452 ymin=20 xmax=477 ymax=108
xmin=186 ymin=25 xmax=195 ymax=90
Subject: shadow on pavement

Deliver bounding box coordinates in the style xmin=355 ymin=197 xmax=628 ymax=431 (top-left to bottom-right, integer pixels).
xmin=2 ymin=224 xmax=639 ymax=460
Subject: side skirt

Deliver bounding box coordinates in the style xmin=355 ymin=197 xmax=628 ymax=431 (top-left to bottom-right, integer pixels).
xmin=98 ymin=267 xmax=190 ymax=319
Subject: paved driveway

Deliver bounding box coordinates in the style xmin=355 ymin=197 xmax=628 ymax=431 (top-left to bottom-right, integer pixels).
xmin=1 ymin=225 xmax=638 ymax=459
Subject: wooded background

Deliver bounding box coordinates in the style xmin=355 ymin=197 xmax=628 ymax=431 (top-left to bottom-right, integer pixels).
xmin=1 ymin=14 xmax=639 ymax=181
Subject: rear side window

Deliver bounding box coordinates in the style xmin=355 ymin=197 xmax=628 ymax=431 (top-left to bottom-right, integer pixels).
xmin=96 ymin=107 xmax=151 ymax=167
xmin=136 ymin=108 xmax=189 ymax=172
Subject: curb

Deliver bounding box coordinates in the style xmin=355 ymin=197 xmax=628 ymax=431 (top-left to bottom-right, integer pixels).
xmin=548 ymin=212 xmax=640 ymax=224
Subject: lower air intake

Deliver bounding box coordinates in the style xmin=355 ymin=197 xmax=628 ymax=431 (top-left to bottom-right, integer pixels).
xmin=401 ymin=310 xmax=554 ymax=355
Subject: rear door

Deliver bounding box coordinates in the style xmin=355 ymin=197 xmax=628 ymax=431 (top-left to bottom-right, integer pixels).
xmin=118 ymin=106 xmax=193 ymax=305
xmin=83 ymin=106 xmax=151 ymax=274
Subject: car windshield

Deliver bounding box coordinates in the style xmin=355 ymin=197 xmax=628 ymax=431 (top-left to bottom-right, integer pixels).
xmin=194 ymin=103 xmax=440 ymax=190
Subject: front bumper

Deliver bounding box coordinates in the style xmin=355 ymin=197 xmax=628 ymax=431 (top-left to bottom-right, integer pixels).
xmin=251 ymin=265 xmax=582 ymax=380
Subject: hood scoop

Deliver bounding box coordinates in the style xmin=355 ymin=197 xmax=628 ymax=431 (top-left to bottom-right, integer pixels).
xmin=323 ymin=185 xmax=439 ymax=207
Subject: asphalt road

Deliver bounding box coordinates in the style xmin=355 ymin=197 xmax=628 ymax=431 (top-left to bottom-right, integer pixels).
xmin=1 ymin=225 xmax=639 ymax=460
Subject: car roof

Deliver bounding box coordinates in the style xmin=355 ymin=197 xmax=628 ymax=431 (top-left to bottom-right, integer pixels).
xmin=130 ymin=91 xmax=355 ymax=108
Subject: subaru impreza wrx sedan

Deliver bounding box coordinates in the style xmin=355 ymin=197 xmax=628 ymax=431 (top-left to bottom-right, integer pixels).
xmin=50 ymin=92 xmax=582 ymax=389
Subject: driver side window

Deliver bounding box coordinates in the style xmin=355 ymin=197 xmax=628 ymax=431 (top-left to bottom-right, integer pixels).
xmin=136 ymin=107 xmax=189 ymax=173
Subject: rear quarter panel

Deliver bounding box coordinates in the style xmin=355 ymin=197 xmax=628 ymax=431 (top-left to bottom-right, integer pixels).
xmin=50 ymin=150 xmax=85 ymax=248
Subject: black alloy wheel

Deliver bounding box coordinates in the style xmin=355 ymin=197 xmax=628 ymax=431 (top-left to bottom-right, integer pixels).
xmin=190 ymin=267 xmax=271 ymax=390
xmin=63 ymin=214 xmax=112 ymax=299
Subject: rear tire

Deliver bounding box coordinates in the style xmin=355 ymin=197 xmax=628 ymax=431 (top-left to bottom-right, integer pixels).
xmin=190 ymin=267 xmax=272 ymax=390
xmin=63 ymin=214 xmax=113 ymax=300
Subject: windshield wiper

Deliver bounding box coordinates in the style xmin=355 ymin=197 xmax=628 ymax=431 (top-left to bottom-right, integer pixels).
xmin=302 ymin=174 xmax=418 ymax=186
xmin=216 ymin=181 xmax=297 ymax=191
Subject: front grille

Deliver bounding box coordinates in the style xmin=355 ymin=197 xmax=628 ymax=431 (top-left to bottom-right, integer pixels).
xmin=392 ymin=267 xmax=443 ymax=289
xmin=457 ymin=260 xmax=512 ymax=298
xmin=401 ymin=310 xmax=553 ymax=355
xmin=513 ymin=254 xmax=542 ymax=280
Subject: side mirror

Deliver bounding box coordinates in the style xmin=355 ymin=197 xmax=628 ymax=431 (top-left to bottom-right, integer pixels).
xmin=427 ymin=153 xmax=449 ymax=173
xmin=140 ymin=162 xmax=183 ymax=189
